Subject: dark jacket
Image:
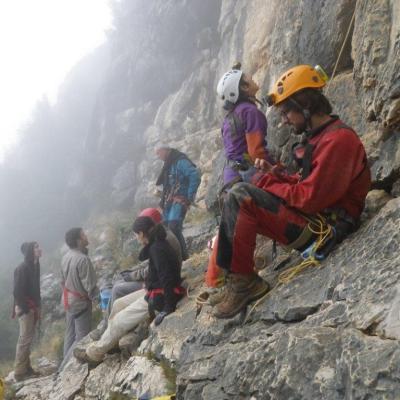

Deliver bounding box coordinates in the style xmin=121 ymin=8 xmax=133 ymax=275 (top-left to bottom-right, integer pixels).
xmin=13 ymin=243 xmax=41 ymax=315
xmin=139 ymin=224 xmax=183 ymax=313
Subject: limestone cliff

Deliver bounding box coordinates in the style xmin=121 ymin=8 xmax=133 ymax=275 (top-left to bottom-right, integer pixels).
xmin=6 ymin=0 xmax=400 ymax=399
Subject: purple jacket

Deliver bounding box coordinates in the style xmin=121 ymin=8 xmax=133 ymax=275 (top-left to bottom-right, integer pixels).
xmin=221 ymin=101 xmax=268 ymax=184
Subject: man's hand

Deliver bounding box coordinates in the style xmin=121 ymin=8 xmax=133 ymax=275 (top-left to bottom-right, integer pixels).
xmin=15 ymin=305 xmax=25 ymax=317
xmin=154 ymin=311 xmax=169 ymax=326
xmin=254 ymin=158 xmax=273 ymax=172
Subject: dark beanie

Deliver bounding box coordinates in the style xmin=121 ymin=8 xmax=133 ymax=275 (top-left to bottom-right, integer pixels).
xmin=20 ymin=242 xmax=37 ymax=264
xmin=20 ymin=242 xmax=30 ymax=256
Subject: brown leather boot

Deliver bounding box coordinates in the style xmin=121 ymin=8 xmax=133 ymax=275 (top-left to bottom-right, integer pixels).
xmin=208 ymin=287 xmax=228 ymax=306
xmin=73 ymin=347 xmax=101 ymax=366
xmin=208 ymin=276 xmax=231 ymax=306
xmin=213 ymin=273 xmax=269 ymax=319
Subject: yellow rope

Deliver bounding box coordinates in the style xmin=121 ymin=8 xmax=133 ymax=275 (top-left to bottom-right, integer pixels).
xmin=325 ymin=6 xmax=357 ymax=94
xmin=244 ymin=215 xmax=333 ymax=323
xmin=186 ymin=284 xmax=210 ymax=306
xmin=278 ymin=214 xmax=332 ymax=284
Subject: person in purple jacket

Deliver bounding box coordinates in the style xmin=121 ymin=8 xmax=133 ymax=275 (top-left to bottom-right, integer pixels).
xmin=217 ymin=62 xmax=272 ymax=186
xmin=204 ymin=63 xmax=273 ymax=307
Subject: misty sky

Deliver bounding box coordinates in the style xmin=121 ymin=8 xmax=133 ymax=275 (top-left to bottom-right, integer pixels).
xmin=0 ymin=0 xmax=112 ymax=161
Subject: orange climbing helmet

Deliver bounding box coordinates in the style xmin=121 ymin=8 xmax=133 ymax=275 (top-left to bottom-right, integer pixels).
xmin=265 ymin=64 xmax=328 ymax=106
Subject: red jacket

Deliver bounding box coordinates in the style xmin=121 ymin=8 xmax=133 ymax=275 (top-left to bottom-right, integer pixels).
xmin=256 ymin=119 xmax=371 ymax=218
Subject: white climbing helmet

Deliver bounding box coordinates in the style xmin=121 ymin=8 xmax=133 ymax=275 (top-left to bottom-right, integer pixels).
xmin=217 ymin=69 xmax=243 ymax=104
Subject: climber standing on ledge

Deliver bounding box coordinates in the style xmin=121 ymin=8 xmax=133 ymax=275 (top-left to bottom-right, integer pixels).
xmin=155 ymin=145 xmax=201 ymax=260
xmin=214 ymin=64 xmax=371 ymax=319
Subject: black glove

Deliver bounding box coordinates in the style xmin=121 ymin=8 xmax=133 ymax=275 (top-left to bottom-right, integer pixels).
xmin=154 ymin=311 xmax=168 ymax=326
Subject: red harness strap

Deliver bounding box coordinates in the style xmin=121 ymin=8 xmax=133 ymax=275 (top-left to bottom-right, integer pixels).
xmin=62 ymin=285 xmax=89 ymax=310
xmin=146 ymin=286 xmax=186 ymax=299
xmin=12 ymin=298 xmax=40 ymax=321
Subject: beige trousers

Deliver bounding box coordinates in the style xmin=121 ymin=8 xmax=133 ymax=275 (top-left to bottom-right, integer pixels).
xmin=86 ymin=289 xmax=148 ymax=361
xmin=14 ymin=309 xmax=36 ymax=375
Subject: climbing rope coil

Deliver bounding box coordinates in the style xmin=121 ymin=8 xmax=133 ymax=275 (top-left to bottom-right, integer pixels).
xmin=194 ymin=214 xmax=334 ymax=315
xmin=244 ymin=214 xmax=333 ymax=323
xmin=278 ymin=213 xmax=333 ymax=284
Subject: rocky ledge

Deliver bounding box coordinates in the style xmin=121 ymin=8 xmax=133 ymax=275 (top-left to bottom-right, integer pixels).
xmin=8 ymin=195 xmax=400 ymax=399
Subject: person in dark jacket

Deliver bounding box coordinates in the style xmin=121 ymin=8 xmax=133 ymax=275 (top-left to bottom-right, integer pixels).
xmin=89 ymin=207 xmax=182 ymax=341
xmin=135 ymin=216 xmax=184 ymax=322
xmin=214 ymin=65 xmax=371 ymax=319
xmin=74 ymin=216 xmax=184 ymax=364
xmin=155 ymin=146 xmax=201 ymax=260
xmin=13 ymin=242 xmax=42 ymax=381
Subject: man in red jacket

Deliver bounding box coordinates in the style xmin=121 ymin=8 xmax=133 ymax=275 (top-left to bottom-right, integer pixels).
xmin=214 ymin=64 xmax=371 ymax=319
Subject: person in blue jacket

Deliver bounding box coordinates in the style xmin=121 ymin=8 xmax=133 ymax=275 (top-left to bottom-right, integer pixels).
xmin=155 ymin=145 xmax=201 ymax=260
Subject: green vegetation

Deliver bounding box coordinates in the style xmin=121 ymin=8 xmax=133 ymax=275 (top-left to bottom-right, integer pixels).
xmin=109 ymin=393 xmax=132 ymax=400
xmin=32 ymin=319 xmax=65 ymax=362
xmin=3 ymin=383 xmax=16 ymax=400
xmin=88 ymin=211 xmax=142 ymax=272
xmin=0 ymin=360 xmax=14 ymax=379
xmin=0 ymin=296 xmax=18 ymax=370
xmin=160 ymin=359 xmax=177 ymax=394
xmin=184 ymin=206 xmax=210 ymax=225
xmin=145 ymin=351 xmax=177 ymax=394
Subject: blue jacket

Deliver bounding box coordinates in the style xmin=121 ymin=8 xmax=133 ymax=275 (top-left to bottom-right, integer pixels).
xmin=156 ymin=149 xmax=201 ymax=208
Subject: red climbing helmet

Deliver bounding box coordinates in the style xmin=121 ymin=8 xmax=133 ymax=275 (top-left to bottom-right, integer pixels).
xmin=138 ymin=208 xmax=162 ymax=224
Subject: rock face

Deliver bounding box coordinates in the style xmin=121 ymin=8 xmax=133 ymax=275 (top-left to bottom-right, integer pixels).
xmin=8 ymin=0 xmax=400 ymax=399
xmin=151 ymin=199 xmax=400 ymax=399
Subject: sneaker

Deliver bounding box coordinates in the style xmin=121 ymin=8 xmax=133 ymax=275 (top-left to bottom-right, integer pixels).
xmin=26 ymin=366 xmax=40 ymax=378
xmin=14 ymin=367 xmax=40 ymax=382
xmin=213 ymin=273 xmax=269 ymax=319
xmin=14 ymin=372 xmax=27 ymax=382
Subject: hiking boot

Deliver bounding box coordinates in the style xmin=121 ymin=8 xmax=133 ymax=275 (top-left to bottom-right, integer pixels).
xmin=213 ymin=273 xmax=269 ymax=319
xmin=208 ymin=286 xmax=228 ymax=306
xmin=26 ymin=366 xmax=40 ymax=378
xmin=73 ymin=347 xmax=101 ymax=367
xmin=14 ymin=367 xmax=40 ymax=382
xmin=14 ymin=372 xmax=28 ymax=382
xmin=89 ymin=328 xmax=104 ymax=341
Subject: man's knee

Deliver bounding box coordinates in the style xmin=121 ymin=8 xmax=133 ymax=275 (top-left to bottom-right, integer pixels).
xmin=228 ymin=182 xmax=252 ymax=199
xmin=112 ymin=283 xmax=126 ymax=298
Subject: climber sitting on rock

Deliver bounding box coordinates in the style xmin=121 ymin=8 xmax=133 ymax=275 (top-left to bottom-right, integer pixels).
xmin=89 ymin=207 xmax=182 ymax=341
xmin=74 ymin=215 xmax=184 ymax=364
xmin=213 ymin=64 xmax=371 ymax=319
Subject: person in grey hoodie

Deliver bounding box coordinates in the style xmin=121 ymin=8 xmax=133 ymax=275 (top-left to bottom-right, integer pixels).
xmin=59 ymin=227 xmax=98 ymax=370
